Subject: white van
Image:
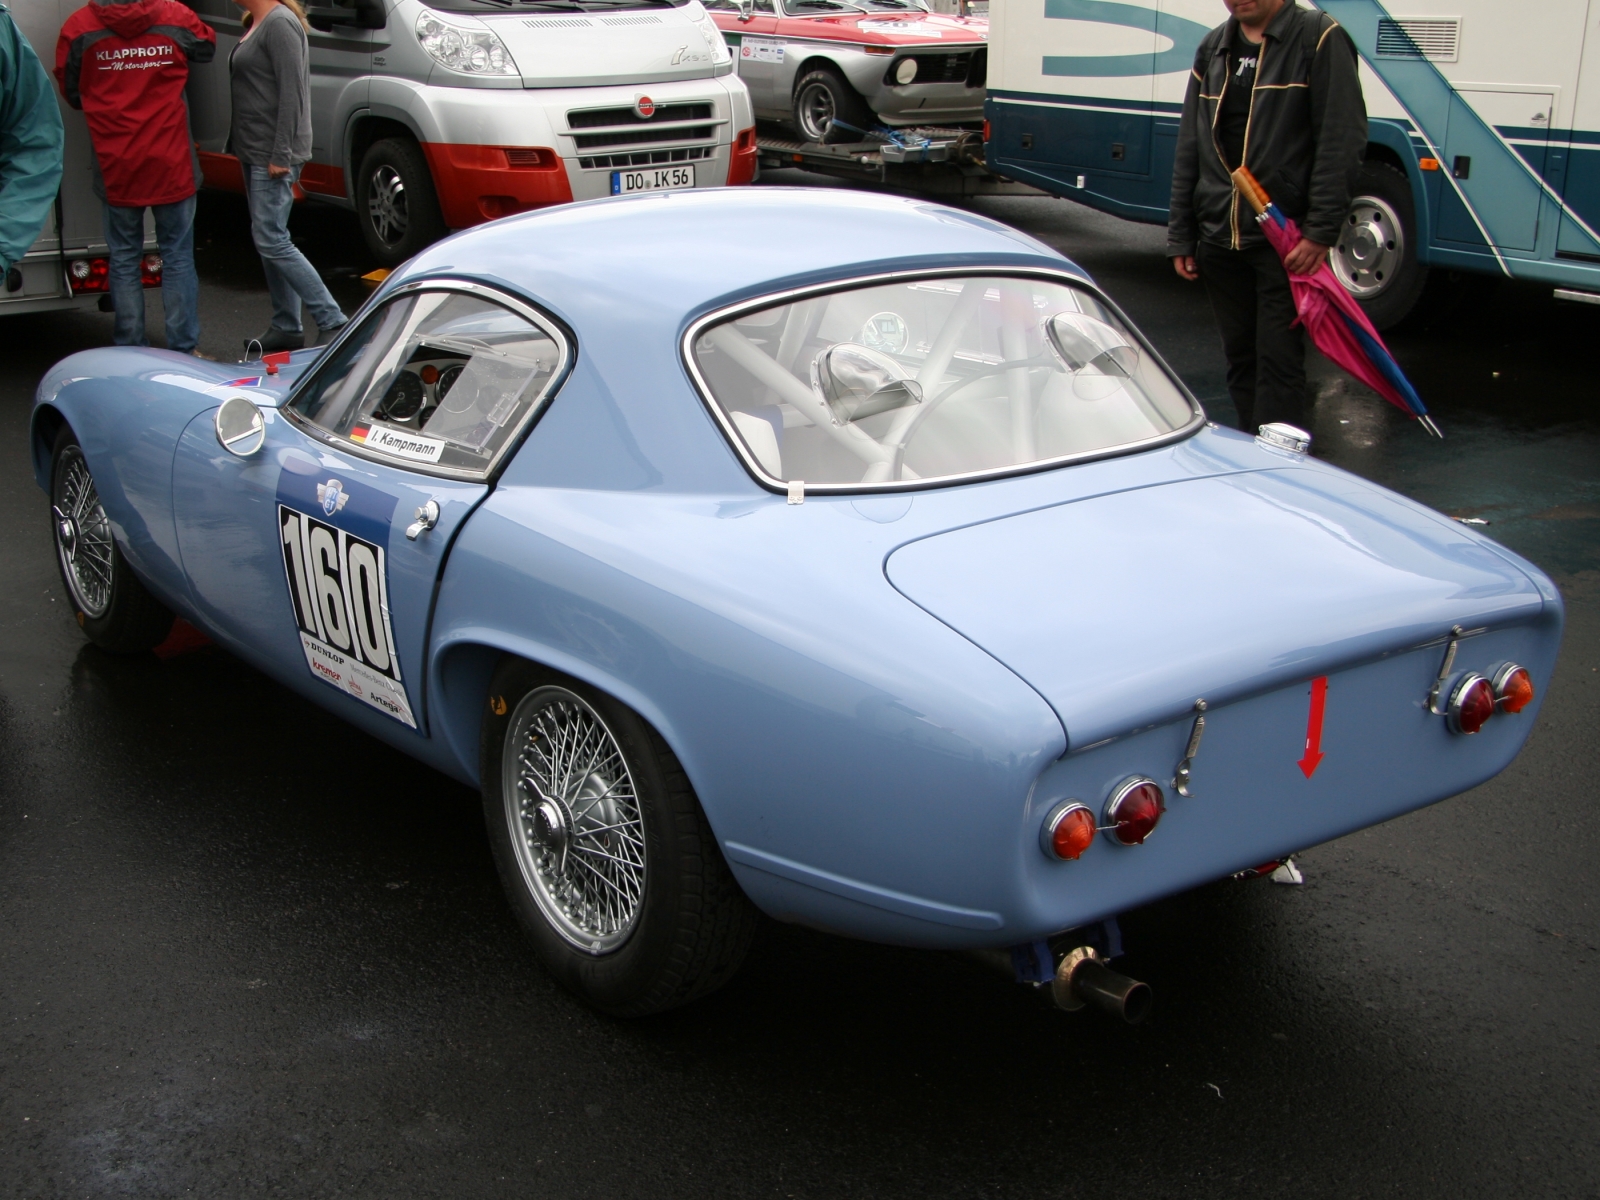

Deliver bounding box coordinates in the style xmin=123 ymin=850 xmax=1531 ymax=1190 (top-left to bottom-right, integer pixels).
xmin=185 ymin=0 xmax=758 ymax=265
xmin=4 ymin=0 xmax=161 ymax=317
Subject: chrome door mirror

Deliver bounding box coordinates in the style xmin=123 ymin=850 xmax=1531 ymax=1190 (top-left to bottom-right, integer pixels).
xmin=1045 ymin=311 xmax=1140 ymax=401
xmin=811 ymin=343 xmax=923 ymax=427
xmin=215 ymin=395 xmax=266 ymax=457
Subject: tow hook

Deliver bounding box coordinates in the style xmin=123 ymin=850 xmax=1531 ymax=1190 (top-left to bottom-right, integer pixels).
xmin=1052 ymin=946 xmax=1152 ymax=1024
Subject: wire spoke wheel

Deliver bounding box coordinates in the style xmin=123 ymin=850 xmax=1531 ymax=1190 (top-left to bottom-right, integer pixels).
xmin=53 ymin=447 xmax=115 ymax=618
xmin=367 ymin=164 xmax=409 ymax=247
xmin=502 ymin=687 xmax=646 ymax=954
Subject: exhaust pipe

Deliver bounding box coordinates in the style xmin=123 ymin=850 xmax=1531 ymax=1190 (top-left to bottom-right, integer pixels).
xmin=1052 ymin=946 xmax=1151 ymax=1024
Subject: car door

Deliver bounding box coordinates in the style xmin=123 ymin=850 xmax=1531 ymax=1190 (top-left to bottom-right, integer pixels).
xmin=170 ymin=280 xmax=571 ymax=735
xmin=305 ymin=0 xmax=376 ymax=196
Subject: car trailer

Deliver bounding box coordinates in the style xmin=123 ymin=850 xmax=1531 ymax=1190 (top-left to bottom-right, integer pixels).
xmin=756 ymin=126 xmax=1046 ymax=198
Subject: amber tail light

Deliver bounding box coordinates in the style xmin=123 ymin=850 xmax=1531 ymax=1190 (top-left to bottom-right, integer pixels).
xmin=1040 ymin=802 xmax=1096 ymax=861
xmin=1493 ymin=664 xmax=1535 ymax=713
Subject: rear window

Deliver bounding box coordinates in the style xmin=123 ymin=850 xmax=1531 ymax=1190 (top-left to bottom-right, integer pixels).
xmin=687 ymin=274 xmax=1198 ymax=490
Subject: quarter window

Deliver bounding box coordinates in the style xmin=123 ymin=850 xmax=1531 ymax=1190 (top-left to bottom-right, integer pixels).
xmin=289 ymin=286 xmax=568 ymax=478
xmin=688 ymin=275 xmax=1197 ymax=489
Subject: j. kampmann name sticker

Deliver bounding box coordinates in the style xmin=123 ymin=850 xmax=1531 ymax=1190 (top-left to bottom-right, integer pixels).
xmin=350 ymin=423 xmax=445 ymax=464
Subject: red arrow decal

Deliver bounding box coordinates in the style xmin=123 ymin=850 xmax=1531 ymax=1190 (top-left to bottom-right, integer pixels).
xmin=1298 ymin=676 xmax=1328 ymax=778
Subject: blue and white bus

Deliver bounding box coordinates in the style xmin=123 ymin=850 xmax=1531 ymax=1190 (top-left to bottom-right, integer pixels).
xmin=986 ymin=0 xmax=1600 ymax=326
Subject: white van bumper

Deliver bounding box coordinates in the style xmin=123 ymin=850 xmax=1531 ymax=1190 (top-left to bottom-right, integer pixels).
xmin=373 ymin=74 xmax=756 ymax=227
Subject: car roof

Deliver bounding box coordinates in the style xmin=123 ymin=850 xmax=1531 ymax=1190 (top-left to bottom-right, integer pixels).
xmin=380 ymin=189 xmax=1091 ymax=495
xmin=387 ymin=188 xmax=1082 ymax=333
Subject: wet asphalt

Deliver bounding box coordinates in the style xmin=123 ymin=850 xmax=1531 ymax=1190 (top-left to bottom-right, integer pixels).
xmin=1 ymin=179 xmax=1596 ymax=1199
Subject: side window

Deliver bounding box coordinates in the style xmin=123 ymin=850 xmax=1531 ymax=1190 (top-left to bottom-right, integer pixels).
xmin=289 ymin=287 xmax=569 ymax=479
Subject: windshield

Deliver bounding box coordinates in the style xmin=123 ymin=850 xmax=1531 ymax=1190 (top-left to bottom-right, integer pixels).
xmin=689 ymin=275 xmax=1197 ymax=489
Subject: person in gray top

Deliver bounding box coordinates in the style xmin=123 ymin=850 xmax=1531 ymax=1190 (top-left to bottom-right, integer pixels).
xmin=229 ymin=0 xmax=346 ymax=352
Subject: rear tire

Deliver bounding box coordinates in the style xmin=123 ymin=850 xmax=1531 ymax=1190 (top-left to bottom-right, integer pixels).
xmin=480 ymin=658 xmax=758 ymax=1016
xmin=791 ymin=66 xmax=875 ymax=145
xmin=50 ymin=428 xmax=174 ymax=655
xmin=356 ymin=137 xmax=447 ymax=268
xmin=1334 ymin=160 xmax=1428 ymax=330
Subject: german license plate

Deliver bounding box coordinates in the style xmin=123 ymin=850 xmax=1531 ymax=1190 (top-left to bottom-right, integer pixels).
xmin=611 ymin=165 xmax=696 ymax=195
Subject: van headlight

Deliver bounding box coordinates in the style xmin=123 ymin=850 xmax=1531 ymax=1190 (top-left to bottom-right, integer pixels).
xmin=414 ymin=11 xmax=518 ymax=76
xmin=687 ymin=3 xmax=731 ymax=65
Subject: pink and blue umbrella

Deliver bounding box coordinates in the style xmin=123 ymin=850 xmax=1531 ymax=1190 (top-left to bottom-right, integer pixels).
xmin=1232 ymin=167 xmax=1442 ymax=438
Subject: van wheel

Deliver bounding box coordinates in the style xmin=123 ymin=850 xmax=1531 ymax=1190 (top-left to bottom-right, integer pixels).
xmin=50 ymin=429 xmax=174 ymax=654
xmin=481 ymin=659 xmax=759 ymax=1016
xmin=792 ymin=66 xmax=874 ymax=144
xmin=1333 ymin=161 xmax=1427 ymax=330
xmin=356 ymin=138 xmax=447 ymax=267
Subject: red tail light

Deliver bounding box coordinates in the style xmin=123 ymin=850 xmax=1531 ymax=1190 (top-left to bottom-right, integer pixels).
xmin=1040 ymin=801 xmax=1096 ymax=861
xmin=67 ymin=257 xmax=110 ymax=294
xmin=140 ymin=254 xmax=163 ymax=288
xmin=1447 ymin=674 xmax=1495 ymax=735
xmin=983 ymin=118 xmax=991 ymax=142
xmin=1104 ymin=777 xmax=1165 ymax=845
xmin=1493 ymin=664 xmax=1534 ymax=713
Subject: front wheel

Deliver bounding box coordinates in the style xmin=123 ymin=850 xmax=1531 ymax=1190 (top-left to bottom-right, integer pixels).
xmin=50 ymin=428 xmax=174 ymax=654
xmin=1333 ymin=160 xmax=1428 ymax=330
xmin=791 ymin=66 xmax=875 ymax=145
xmin=355 ymin=137 xmax=447 ymax=268
xmin=480 ymin=659 xmax=758 ymax=1016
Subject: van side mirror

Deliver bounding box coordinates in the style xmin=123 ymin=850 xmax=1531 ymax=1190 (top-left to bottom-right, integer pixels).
xmin=306 ymin=0 xmax=386 ymax=33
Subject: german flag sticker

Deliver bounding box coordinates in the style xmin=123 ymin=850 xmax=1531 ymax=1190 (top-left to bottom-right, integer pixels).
xmin=350 ymin=423 xmax=370 ymax=443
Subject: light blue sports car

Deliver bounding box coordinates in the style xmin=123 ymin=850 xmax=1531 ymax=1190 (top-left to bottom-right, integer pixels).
xmin=31 ymin=189 xmax=1561 ymax=1017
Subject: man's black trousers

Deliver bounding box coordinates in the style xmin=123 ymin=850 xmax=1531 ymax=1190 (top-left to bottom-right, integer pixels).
xmin=1196 ymin=240 xmax=1308 ymax=432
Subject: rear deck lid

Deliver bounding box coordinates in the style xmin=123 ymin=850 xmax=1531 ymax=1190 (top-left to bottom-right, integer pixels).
xmin=885 ymin=468 xmax=1546 ymax=749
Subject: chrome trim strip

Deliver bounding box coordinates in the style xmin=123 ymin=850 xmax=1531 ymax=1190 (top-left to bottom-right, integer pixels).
xmin=679 ymin=266 xmax=1207 ymax=495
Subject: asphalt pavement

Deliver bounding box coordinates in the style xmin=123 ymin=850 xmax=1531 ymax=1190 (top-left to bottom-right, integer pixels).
xmin=1 ymin=180 xmax=1596 ymax=1198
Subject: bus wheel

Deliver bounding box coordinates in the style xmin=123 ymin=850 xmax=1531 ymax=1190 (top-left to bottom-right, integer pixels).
xmin=356 ymin=138 xmax=446 ymax=268
xmin=1333 ymin=161 xmax=1427 ymax=330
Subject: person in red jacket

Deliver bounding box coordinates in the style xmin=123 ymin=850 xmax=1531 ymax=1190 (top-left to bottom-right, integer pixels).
xmin=56 ymin=0 xmax=213 ymax=354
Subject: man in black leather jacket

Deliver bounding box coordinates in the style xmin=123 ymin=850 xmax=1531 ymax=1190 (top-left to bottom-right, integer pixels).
xmin=1168 ymin=0 xmax=1367 ymax=432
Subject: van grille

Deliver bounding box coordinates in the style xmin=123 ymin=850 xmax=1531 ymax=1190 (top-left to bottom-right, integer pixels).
xmin=579 ymin=146 xmax=715 ymax=170
xmin=599 ymin=14 xmax=662 ymax=24
xmin=523 ymin=16 xmax=593 ymax=27
xmin=1376 ymin=18 xmax=1460 ymax=61
xmin=573 ymin=125 xmax=717 ymax=150
xmin=568 ymin=103 xmax=714 ymax=129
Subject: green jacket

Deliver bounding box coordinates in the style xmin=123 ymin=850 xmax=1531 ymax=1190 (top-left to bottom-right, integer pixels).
xmin=0 ymin=3 xmax=63 ymax=275
xmin=1168 ymin=2 xmax=1366 ymax=256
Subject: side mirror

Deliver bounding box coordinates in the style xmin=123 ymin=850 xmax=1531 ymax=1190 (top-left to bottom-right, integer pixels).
xmin=215 ymin=395 xmax=266 ymax=457
xmin=737 ymin=0 xmax=753 ymax=21
xmin=306 ymin=0 xmax=386 ymax=32
xmin=1044 ymin=311 xmax=1140 ymax=400
xmin=811 ymin=343 xmax=923 ymax=426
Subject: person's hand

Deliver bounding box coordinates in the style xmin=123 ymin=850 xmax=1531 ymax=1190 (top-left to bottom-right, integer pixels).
xmin=267 ymin=163 xmax=291 ymax=179
xmin=1171 ymin=255 xmax=1199 ymax=281
xmin=1283 ymin=237 xmax=1330 ymax=275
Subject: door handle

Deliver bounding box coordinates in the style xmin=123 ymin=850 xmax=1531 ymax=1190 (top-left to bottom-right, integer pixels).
xmin=405 ymin=499 xmax=439 ymax=540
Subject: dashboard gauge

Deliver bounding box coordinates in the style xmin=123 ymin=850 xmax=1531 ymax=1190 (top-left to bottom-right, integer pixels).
xmin=435 ymin=363 xmax=465 ymax=402
xmin=379 ymin=371 xmax=425 ymax=421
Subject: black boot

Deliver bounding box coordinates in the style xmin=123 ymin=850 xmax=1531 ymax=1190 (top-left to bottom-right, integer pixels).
xmin=245 ymin=327 xmax=305 ymax=355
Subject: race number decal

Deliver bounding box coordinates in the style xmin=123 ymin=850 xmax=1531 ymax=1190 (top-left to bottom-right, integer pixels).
xmin=278 ymin=503 xmax=416 ymax=728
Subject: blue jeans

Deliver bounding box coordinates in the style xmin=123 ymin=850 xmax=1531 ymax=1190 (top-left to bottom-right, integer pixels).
xmin=243 ymin=163 xmax=346 ymax=335
xmin=103 ymin=196 xmax=199 ymax=354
